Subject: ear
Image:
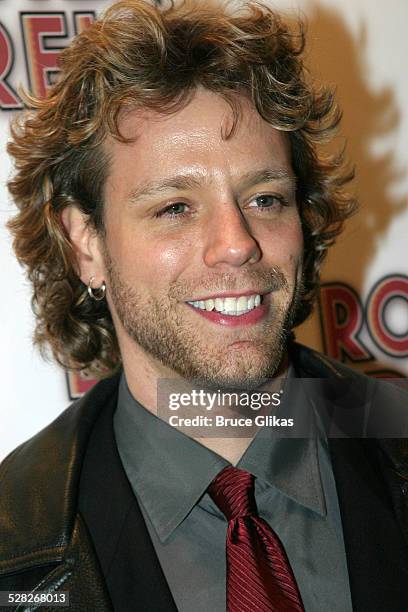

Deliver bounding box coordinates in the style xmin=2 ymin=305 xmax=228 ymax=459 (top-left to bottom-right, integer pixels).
xmin=60 ymin=205 xmax=105 ymax=287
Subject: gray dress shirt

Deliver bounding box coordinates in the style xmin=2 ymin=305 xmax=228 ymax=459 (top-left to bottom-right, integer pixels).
xmin=114 ymin=374 xmax=352 ymax=612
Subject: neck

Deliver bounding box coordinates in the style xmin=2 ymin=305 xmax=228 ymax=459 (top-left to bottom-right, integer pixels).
xmin=192 ymin=361 xmax=288 ymax=464
xmin=120 ymin=332 xmax=289 ymax=465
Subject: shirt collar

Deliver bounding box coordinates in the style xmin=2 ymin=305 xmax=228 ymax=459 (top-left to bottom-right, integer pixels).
xmin=114 ymin=368 xmax=326 ymax=543
xmin=238 ymin=437 xmax=326 ymax=516
xmin=238 ymin=367 xmax=327 ymax=516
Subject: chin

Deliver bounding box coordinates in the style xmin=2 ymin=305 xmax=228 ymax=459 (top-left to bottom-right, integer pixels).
xmin=185 ymin=354 xmax=282 ymax=392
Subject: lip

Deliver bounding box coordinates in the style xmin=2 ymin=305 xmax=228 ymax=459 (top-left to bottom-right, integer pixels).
xmin=185 ymin=292 xmax=270 ymax=327
xmin=184 ymin=289 xmax=268 ymax=301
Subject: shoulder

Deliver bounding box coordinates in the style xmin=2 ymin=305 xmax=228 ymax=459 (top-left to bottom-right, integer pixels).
xmin=0 ymin=373 xmax=120 ymax=477
xmin=291 ymin=341 xmax=407 ymax=402
xmin=0 ymin=373 xmax=121 ymax=575
xmin=292 ymin=342 xmax=408 ymax=466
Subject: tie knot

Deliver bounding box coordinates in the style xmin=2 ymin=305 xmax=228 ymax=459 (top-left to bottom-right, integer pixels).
xmin=208 ymin=466 xmax=257 ymax=521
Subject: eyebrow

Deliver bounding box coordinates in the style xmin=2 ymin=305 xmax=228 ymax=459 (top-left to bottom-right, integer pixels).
xmin=126 ymin=168 xmax=297 ymax=206
xmin=237 ymin=169 xmax=297 ymax=192
xmin=127 ymin=175 xmax=203 ymax=206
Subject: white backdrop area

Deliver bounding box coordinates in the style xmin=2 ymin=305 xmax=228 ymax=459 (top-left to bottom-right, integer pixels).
xmin=1 ymin=0 xmax=407 ymax=461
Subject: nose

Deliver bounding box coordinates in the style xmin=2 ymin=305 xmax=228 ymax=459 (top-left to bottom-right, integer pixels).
xmin=203 ymin=201 xmax=261 ymax=268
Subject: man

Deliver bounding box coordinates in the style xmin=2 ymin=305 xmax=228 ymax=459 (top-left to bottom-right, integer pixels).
xmin=1 ymin=0 xmax=408 ymax=610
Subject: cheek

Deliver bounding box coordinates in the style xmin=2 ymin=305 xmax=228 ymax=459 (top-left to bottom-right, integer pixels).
xmin=115 ymin=232 xmax=196 ymax=290
xmin=289 ymin=222 xmax=304 ymax=263
xmin=156 ymin=242 xmax=187 ymax=270
xmin=261 ymin=217 xmax=304 ymax=267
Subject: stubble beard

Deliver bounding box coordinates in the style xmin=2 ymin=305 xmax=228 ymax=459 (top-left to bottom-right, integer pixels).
xmin=104 ymin=249 xmax=302 ymax=392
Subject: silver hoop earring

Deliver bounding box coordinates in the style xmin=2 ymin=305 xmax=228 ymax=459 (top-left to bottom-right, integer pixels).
xmin=88 ymin=276 xmax=106 ymax=301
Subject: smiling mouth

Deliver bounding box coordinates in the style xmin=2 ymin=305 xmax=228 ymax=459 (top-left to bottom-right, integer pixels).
xmin=186 ymin=293 xmax=264 ymax=317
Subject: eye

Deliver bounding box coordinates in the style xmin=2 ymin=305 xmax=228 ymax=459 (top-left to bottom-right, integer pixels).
xmin=248 ymin=194 xmax=287 ymax=210
xmin=155 ymin=202 xmax=189 ymax=217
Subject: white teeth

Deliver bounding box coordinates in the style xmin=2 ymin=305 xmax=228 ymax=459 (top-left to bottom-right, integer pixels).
xmin=237 ymin=295 xmax=248 ymax=311
xmin=224 ymin=297 xmax=237 ymax=314
xmin=187 ymin=293 xmax=263 ymax=314
xmin=205 ymin=299 xmax=214 ymax=311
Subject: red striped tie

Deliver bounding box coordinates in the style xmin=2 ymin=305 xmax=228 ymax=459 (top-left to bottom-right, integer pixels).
xmin=208 ymin=466 xmax=305 ymax=612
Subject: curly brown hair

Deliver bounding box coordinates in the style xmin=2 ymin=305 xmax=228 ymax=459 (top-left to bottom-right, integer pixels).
xmin=7 ymin=0 xmax=356 ymax=378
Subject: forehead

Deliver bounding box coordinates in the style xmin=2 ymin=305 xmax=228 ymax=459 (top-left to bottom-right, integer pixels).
xmin=105 ymin=89 xmax=293 ymax=189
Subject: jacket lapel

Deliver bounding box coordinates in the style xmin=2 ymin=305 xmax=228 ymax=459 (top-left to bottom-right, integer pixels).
xmin=32 ymin=513 xmax=113 ymax=611
xmin=329 ymin=438 xmax=408 ymax=611
xmin=77 ymin=375 xmax=177 ymax=611
xmin=291 ymin=343 xmax=408 ymax=611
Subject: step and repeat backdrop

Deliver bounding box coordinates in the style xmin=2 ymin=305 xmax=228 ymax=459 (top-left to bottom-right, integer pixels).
xmin=1 ymin=0 xmax=407 ymax=460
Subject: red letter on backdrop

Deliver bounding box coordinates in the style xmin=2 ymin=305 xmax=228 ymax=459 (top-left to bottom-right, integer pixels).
xmin=66 ymin=371 xmax=97 ymax=401
xmin=366 ymin=275 xmax=408 ymax=358
xmin=73 ymin=12 xmax=96 ymax=35
xmin=20 ymin=13 xmax=67 ymax=98
xmin=319 ymin=283 xmax=372 ymax=362
xmin=0 ymin=23 xmax=22 ymax=109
